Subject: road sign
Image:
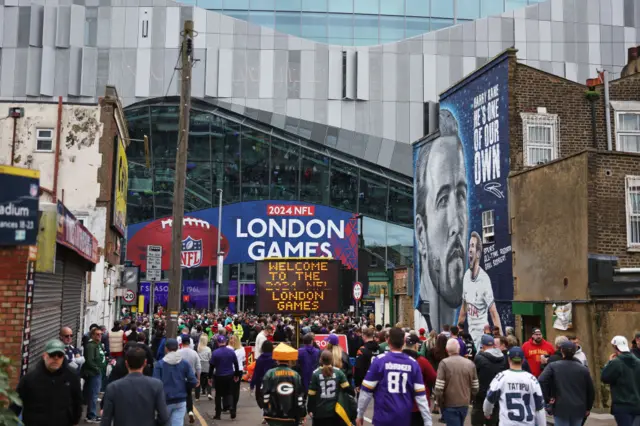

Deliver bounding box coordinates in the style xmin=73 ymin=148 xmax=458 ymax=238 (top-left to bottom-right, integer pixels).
xmin=146 ymin=245 xmax=162 ymax=282
xmin=353 ymin=281 xmax=363 ymax=301
xmin=123 ymin=289 xmax=136 ymax=303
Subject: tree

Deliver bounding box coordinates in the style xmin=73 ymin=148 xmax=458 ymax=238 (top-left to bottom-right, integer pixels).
xmin=0 ymin=356 xmax=21 ymax=426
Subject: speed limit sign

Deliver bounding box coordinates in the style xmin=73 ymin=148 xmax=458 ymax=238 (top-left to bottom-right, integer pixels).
xmin=123 ymin=289 xmax=136 ymax=303
xmin=353 ymin=282 xmax=363 ymax=301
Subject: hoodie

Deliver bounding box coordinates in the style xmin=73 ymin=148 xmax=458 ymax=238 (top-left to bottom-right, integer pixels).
xmin=403 ymin=349 xmax=437 ymax=401
xmin=574 ymin=345 xmax=588 ymax=368
xmin=601 ymin=352 xmax=640 ymax=414
xmin=152 ymin=351 xmax=198 ymax=404
xmin=474 ymin=348 xmax=507 ymax=404
xmin=522 ymin=337 xmax=555 ymax=377
xmin=250 ymin=352 xmax=277 ymax=391
xmin=354 ymin=341 xmax=380 ymax=388
xmin=297 ymin=344 xmax=321 ymax=391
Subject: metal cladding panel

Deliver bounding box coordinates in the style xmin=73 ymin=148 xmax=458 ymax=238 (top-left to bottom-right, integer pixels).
xmin=191 ymin=48 xmax=205 ymax=98
xmin=13 ymin=48 xmax=28 ymax=97
xmin=68 ymin=46 xmax=82 ymax=96
xmin=0 ymin=7 xmax=4 ymax=47
xmin=165 ymin=6 xmax=180 ymax=48
xmin=356 ymin=50 xmax=369 ymax=101
xmin=3 ymin=7 xmax=19 ymax=48
xmin=53 ymin=47 xmax=70 ymax=96
xmin=205 ymin=47 xmax=218 ymax=97
xmin=30 ymin=260 xmax=64 ymax=370
xmin=97 ymin=6 xmax=112 ymax=48
xmin=135 ymin=48 xmax=151 ymax=97
xmin=344 ymin=48 xmax=356 ymax=100
xmin=138 ymin=7 xmax=152 ymax=49
xmin=110 ymin=7 xmax=125 ymax=48
xmin=217 ymin=48 xmax=233 ymax=98
xmin=29 ymin=4 xmax=44 ymax=47
xmin=259 ymin=49 xmax=273 ymax=99
xmin=69 ymin=5 xmax=85 ymax=47
xmin=151 ymin=6 xmax=166 ymax=48
xmin=55 ymin=6 xmax=70 ymax=48
xmin=81 ymin=47 xmax=98 ymax=97
xmin=40 ymin=45 xmax=55 ymax=96
xmin=124 ymin=7 xmax=139 ymax=48
xmin=327 ymin=49 xmax=342 ymax=100
xmin=26 ymin=46 xmax=42 ymax=96
xmin=0 ymin=49 xmax=16 ymax=97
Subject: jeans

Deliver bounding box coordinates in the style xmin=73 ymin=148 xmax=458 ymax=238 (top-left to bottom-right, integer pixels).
xmin=613 ymin=413 xmax=640 ymax=426
xmin=84 ymin=374 xmax=102 ymax=419
xmin=442 ymin=407 xmax=469 ymax=426
xmin=554 ymin=417 xmax=584 ymax=426
xmin=167 ymin=401 xmax=187 ymax=426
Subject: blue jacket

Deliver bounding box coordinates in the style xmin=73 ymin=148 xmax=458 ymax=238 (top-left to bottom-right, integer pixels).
xmin=297 ymin=344 xmax=320 ymax=391
xmin=152 ymin=351 xmax=197 ymax=404
xmin=250 ymin=352 xmax=277 ymax=391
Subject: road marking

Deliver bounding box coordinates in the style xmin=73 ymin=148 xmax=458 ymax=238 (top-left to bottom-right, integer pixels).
xmin=193 ymin=406 xmax=207 ymax=426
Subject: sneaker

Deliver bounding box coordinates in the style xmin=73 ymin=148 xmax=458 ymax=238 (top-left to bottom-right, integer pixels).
xmin=208 ymin=394 xmax=213 ymax=401
xmin=213 ymin=414 xmax=221 ymax=420
xmin=230 ymin=410 xmax=236 ymax=420
xmin=86 ymin=418 xmax=101 ymax=424
xmin=189 ymin=411 xmax=195 ymax=423
xmin=195 ymin=397 xmax=200 ymax=402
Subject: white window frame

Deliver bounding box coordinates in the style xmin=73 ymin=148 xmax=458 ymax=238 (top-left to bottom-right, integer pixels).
xmin=615 ymin=112 xmax=640 ymax=153
xmin=521 ymin=112 xmax=560 ymax=167
xmin=35 ymin=128 xmax=54 ymax=152
xmin=482 ymin=210 xmax=495 ymax=244
xmin=625 ymin=175 xmax=640 ymax=250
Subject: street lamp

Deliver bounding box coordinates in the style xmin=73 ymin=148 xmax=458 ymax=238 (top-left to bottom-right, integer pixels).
xmin=215 ymin=188 xmax=223 ymax=313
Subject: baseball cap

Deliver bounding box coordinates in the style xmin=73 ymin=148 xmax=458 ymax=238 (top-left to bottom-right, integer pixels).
xmin=324 ymin=334 xmax=339 ymax=346
xmin=481 ymin=334 xmax=495 ymax=347
xmin=507 ymin=346 xmax=525 ymax=361
xmin=611 ymin=336 xmax=630 ymax=353
xmin=419 ymin=328 xmax=426 ymax=335
xmin=217 ymin=334 xmax=228 ymax=344
xmin=406 ymin=334 xmax=421 ymax=346
xmin=44 ymin=339 xmax=66 ymax=355
xmin=559 ymin=340 xmax=576 ymax=351
xmin=165 ymin=338 xmax=179 ymax=351
xmin=532 ymin=328 xmax=542 ymax=334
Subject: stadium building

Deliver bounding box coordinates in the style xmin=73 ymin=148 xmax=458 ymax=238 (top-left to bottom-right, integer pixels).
xmin=0 ymin=0 xmax=637 ymax=317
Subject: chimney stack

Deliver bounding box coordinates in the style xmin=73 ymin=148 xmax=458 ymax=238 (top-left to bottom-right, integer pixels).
xmin=621 ymin=47 xmax=640 ymax=77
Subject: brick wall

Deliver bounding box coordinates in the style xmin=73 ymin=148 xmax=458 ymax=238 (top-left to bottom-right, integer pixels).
xmin=0 ymin=246 xmax=29 ymax=386
xmin=588 ymin=151 xmax=640 ymax=267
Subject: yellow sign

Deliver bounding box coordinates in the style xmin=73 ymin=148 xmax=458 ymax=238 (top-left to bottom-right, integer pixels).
xmin=138 ymin=295 xmax=145 ymax=313
xmin=368 ymin=282 xmax=387 ymax=296
xmin=36 ymin=210 xmax=58 ymax=273
xmin=112 ymin=137 xmax=128 ymax=236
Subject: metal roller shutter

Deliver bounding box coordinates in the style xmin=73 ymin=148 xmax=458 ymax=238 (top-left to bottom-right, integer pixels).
xmin=61 ymin=260 xmax=86 ymax=345
xmin=31 ymin=259 xmax=64 ymax=367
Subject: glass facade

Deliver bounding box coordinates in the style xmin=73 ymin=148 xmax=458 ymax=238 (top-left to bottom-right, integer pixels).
xmin=125 ymin=99 xmax=414 ymax=283
xmin=181 ymin=0 xmax=548 ymax=45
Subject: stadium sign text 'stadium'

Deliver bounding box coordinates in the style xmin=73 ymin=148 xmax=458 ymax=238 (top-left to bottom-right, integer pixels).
xmin=255 ymin=259 xmax=341 ymax=314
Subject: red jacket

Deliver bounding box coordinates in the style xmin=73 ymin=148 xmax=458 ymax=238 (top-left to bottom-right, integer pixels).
xmin=522 ymin=338 xmax=555 ymax=377
xmin=403 ymin=350 xmax=437 ymax=411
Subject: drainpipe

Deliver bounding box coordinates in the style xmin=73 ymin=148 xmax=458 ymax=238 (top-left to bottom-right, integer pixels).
xmin=603 ymin=70 xmax=613 ymax=151
xmin=10 ymin=116 xmax=18 ymax=166
xmin=53 ymin=97 xmax=63 ymax=202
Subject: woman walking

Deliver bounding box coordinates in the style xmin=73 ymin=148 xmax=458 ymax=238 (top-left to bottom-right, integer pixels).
xmin=324 ymin=334 xmax=352 ymax=384
xmin=229 ymin=335 xmax=246 ymax=412
xmin=196 ymin=334 xmax=212 ymax=401
xmin=307 ymin=350 xmax=354 ymax=426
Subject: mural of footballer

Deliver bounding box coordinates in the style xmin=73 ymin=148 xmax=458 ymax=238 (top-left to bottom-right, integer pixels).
xmin=458 ymin=231 xmax=502 ymax=350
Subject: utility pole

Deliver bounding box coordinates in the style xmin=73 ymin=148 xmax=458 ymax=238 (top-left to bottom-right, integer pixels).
xmin=167 ymin=20 xmax=194 ymax=339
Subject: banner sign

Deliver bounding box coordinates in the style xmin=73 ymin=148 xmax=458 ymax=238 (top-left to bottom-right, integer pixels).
xmin=255 ymin=259 xmax=341 ymax=314
xmin=313 ymin=334 xmax=348 ymax=354
xmin=56 ymin=202 xmax=100 ymax=264
xmin=127 ymin=200 xmax=359 ymax=271
xmin=112 ymin=136 xmax=128 ymax=236
xmin=413 ymin=55 xmax=512 ymax=339
xmin=0 ymin=165 xmax=40 ymax=246
xmin=139 ymin=280 xmax=257 ymax=311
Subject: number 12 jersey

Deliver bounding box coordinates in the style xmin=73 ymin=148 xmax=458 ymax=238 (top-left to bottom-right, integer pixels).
xmin=483 ymin=369 xmax=546 ymax=426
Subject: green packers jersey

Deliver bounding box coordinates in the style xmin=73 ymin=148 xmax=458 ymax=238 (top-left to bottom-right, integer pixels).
xmin=307 ymin=367 xmax=350 ymax=419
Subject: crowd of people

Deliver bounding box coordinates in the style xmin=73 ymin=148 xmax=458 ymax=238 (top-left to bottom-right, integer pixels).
xmin=9 ymin=309 xmax=640 ymax=426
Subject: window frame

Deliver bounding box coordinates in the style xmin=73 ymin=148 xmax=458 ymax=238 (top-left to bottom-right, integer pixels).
xmin=35 ymin=128 xmax=55 ymax=152
xmin=625 ymin=175 xmax=640 ymax=250
xmin=615 ymin=111 xmax=640 ymax=153
xmin=521 ymin=112 xmax=559 ymax=167
xmin=482 ymin=209 xmax=495 ymax=244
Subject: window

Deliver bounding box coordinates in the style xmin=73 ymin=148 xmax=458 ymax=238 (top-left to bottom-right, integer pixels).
xmin=616 ymin=112 xmax=640 ymax=153
xmin=36 ymin=128 xmax=54 ymax=152
xmin=521 ymin=112 xmax=559 ymax=166
xmin=626 ymin=176 xmax=640 ymax=249
xmin=482 ymin=210 xmax=495 ymax=244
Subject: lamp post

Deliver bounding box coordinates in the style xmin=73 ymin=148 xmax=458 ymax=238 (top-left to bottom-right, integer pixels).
xmin=215 ymin=189 xmax=223 ymax=313
xmin=355 ymin=214 xmax=364 ymax=320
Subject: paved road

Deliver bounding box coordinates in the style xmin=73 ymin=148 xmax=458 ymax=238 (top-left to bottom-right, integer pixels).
xmin=83 ymin=382 xmax=616 ymax=425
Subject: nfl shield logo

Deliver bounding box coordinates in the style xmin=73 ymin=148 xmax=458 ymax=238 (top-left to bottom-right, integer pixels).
xmin=181 ymin=236 xmax=203 ymax=268
xmin=30 ymin=184 xmax=38 ymax=197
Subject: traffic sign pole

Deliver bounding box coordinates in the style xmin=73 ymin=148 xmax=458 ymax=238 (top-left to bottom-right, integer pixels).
xmin=147 ymin=245 xmax=162 ymax=340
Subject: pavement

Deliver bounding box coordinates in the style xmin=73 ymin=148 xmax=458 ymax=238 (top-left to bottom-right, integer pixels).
xmin=81 ymin=382 xmax=617 ymax=425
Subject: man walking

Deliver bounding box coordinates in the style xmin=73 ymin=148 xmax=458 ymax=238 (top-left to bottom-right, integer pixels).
xmin=483 ymin=347 xmax=546 ymax=426
xmin=538 ymin=341 xmax=594 ymax=426
xmin=255 ymin=324 xmax=274 ymax=360
xmin=522 ymin=328 xmax=555 ymax=377
xmin=601 ymin=336 xmax=640 ymax=426
xmin=297 ymin=333 xmax=321 ymax=393
xmin=81 ymin=326 xmax=107 ymax=423
xmin=210 ymin=334 xmax=240 ymax=420
xmin=59 ymin=326 xmax=84 ymax=375
xmin=100 ymin=346 xmax=169 ymax=426
xmin=178 ymin=335 xmax=201 ymax=423
xmin=153 ymin=338 xmax=198 ymax=426
xmin=434 ymin=339 xmax=479 ymax=426
xmin=472 ymin=335 xmax=506 ymax=426
xmin=12 ymin=339 xmax=83 ymax=426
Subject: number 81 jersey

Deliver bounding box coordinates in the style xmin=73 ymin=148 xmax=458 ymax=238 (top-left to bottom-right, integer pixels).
xmin=484 ymin=370 xmax=546 ymax=426
xmin=361 ymin=352 xmax=426 ymax=426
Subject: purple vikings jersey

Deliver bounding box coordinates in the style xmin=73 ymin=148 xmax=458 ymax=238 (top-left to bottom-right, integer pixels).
xmin=361 ymin=351 xmax=426 ymax=425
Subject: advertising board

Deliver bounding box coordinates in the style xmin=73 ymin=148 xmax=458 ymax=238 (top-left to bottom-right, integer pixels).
xmin=127 ymin=200 xmax=359 ymax=271
xmin=413 ymin=54 xmax=512 ymax=345
xmin=255 ymin=259 xmax=341 ymax=314
xmin=56 ymin=202 xmax=100 ymax=264
xmin=112 ymin=136 xmax=128 ymax=236
xmin=0 ymin=165 xmax=40 ymax=246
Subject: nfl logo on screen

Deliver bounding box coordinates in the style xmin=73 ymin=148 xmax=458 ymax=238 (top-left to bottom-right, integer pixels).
xmin=181 ymin=236 xmax=203 ymax=268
